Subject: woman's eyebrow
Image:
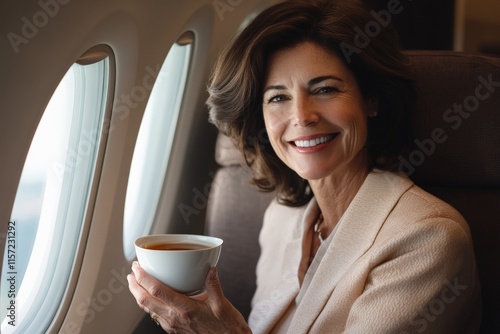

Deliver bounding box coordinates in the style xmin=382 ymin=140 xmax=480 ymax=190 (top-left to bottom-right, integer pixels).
xmin=263 ymin=84 xmax=286 ymax=94
xmin=308 ymin=75 xmax=344 ymax=86
xmin=263 ymin=75 xmax=344 ymax=94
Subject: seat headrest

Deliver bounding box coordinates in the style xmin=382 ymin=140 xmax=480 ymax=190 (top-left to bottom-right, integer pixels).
xmin=214 ymin=132 xmax=244 ymax=167
xmin=403 ymin=51 xmax=500 ymax=187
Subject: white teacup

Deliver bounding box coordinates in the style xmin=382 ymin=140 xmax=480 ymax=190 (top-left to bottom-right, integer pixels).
xmin=134 ymin=234 xmax=223 ymax=295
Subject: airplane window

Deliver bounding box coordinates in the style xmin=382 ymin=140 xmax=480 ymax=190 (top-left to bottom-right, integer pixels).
xmin=0 ymin=52 xmax=110 ymax=333
xmin=123 ymin=37 xmax=193 ymax=261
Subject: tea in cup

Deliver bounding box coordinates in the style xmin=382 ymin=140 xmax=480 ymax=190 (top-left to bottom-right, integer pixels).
xmin=134 ymin=234 xmax=223 ymax=295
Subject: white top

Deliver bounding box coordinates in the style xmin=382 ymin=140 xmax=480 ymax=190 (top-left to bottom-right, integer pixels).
xmin=270 ymin=219 xmax=338 ymax=334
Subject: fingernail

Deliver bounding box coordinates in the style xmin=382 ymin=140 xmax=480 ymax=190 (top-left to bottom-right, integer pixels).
xmin=210 ymin=267 xmax=217 ymax=279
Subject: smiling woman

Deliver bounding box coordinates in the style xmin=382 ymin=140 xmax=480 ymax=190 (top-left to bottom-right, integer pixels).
xmin=202 ymin=0 xmax=481 ymax=333
xmin=2 ymin=0 xmax=495 ymax=332
xmin=208 ymin=0 xmax=416 ymax=207
xmin=261 ymin=41 xmax=373 ymax=183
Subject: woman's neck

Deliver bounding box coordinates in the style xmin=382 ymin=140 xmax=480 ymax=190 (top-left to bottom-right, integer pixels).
xmin=309 ymin=163 xmax=370 ymax=239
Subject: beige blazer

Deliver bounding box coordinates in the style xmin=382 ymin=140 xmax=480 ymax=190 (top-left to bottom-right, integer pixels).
xmin=248 ymin=171 xmax=481 ymax=334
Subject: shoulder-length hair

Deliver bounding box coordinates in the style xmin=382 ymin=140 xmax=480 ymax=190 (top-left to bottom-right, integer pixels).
xmin=207 ymin=0 xmax=415 ymax=206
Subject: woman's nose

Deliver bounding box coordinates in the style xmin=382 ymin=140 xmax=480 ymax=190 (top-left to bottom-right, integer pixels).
xmin=292 ymin=97 xmax=319 ymax=127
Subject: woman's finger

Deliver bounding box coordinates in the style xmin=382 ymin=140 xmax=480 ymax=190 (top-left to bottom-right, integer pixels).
xmin=129 ymin=262 xmax=193 ymax=312
xmin=128 ymin=262 xmax=245 ymax=333
xmin=131 ymin=262 xmax=174 ymax=302
xmin=127 ymin=273 xmax=178 ymax=332
xmin=205 ymin=267 xmax=225 ymax=310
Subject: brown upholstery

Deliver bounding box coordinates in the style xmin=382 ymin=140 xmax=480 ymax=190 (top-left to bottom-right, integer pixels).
xmin=404 ymin=51 xmax=500 ymax=333
xmin=205 ymin=51 xmax=500 ymax=331
xmin=205 ymin=134 xmax=274 ymax=320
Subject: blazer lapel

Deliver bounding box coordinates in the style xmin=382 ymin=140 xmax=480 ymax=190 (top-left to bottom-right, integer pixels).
xmin=249 ymin=200 xmax=314 ymax=334
xmin=289 ymin=171 xmax=414 ymax=333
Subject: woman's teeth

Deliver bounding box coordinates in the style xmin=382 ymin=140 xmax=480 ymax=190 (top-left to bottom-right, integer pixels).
xmin=294 ymin=134 xmax=334 ymax=148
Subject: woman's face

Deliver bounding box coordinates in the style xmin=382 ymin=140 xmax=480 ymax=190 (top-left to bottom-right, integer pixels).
xmin=262 ymin=41 xmax=376 ymax=181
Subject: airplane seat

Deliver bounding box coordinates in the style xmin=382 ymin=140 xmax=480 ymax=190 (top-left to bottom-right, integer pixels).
xmin=205 ymin=50 xmax=500 ymax=331
xmin=205 ymin=133 xmax=275 ymax=320
xmin=404 ymin=50 xmax=500 ymax=333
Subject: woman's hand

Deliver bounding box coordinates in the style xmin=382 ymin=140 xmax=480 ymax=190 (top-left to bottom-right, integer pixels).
xmin=127 ymin=261 xmax=252 ymax=334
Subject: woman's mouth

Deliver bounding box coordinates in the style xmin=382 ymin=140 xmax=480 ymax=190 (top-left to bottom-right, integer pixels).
xmin=292 ymin=134 xmax=337 ymax=148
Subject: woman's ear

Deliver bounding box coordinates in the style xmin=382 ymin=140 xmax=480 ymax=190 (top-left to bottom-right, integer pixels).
xmin=366 ymin=98 xmax=379 ymax=118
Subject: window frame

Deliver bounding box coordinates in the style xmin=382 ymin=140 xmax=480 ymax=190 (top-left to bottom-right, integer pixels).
xmin=123 ymin=34 xmax=194 ymax=261
xmin=0 ymin=44 xmax=115 ymax=334
xmin=49 ymin=44 xmax=116 ymax=332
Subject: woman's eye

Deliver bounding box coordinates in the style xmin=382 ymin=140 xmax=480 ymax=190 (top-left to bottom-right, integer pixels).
xmin=314 ymin=86 xmax=338 ymax=95
xmin=267 ymin=94 xmax=287 ymax=103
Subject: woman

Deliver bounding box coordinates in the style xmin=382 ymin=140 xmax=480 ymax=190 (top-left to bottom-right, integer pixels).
xmin=128 ymin=0 xmax=482 ymax=333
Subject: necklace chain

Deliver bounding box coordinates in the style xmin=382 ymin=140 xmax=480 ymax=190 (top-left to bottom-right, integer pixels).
xmin=314 ymin=213 xmax=324 ymax=242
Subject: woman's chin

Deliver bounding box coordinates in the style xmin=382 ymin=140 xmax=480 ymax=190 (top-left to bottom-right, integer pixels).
xmin=295 ymin=169 xmax=331 ymax=181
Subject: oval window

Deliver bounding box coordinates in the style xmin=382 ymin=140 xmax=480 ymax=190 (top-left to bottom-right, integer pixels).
xmin=123 ymin=35 xmax=193 ymax=261
xmin=0 ymin=49 xmax=111 ymax=333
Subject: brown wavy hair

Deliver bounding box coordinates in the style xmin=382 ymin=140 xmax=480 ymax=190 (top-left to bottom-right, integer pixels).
xmin=207 ymin=0 xmax=415 ymax=206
